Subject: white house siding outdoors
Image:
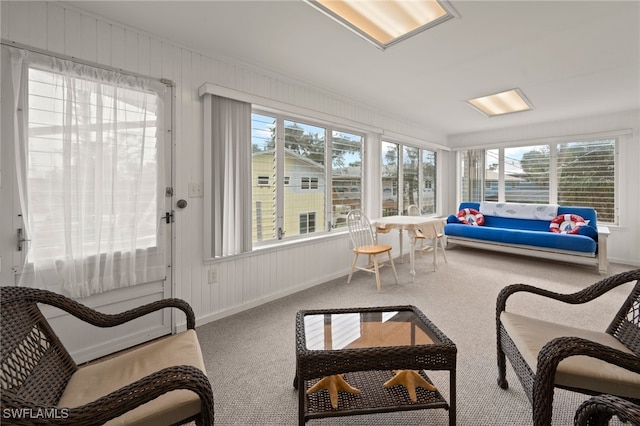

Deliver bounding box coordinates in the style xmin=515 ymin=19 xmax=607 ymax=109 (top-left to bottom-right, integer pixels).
xmin=1 ymin=2 xmax=637 ymax=334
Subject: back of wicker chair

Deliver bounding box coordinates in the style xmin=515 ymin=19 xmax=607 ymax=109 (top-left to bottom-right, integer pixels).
xmin=606 ymin=279 xmax=640 ymax=355
xmin=1 ymin=287 xmax=78 ymax=408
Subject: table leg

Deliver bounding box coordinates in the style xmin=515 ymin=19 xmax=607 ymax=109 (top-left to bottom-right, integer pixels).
xmin=432 ymin=237 xmax=437 ymax=271
xmin=409 ymin=232 xmax=416 ymax=281
xmin=398 ymin=229 xmax=404 ymax=263
xmin=298 ymin=376 xmax=306 ymax=426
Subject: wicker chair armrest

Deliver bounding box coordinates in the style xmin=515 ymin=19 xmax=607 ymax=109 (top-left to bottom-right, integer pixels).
xmin=2 ymin=287 xmax=196 ymax=329
xmin=574 ymin=394 xmax=640 ymax=426
xmin=496 ymin=269 xmax=640 ymax=315
xmin=1 ymin=365 xmax=214 ymax=426
xmin=537 ymin=336 xmax=640 ymax=378
xmin=533 ymin=336 xmax=640 ymax=424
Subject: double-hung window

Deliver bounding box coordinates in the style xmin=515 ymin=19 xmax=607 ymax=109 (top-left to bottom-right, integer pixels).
xmin=251 ymin=110 xmax=363 ymax=243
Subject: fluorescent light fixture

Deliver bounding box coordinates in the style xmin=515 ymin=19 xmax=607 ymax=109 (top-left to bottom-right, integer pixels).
xmin=467 ymin=88 xmax=534 ymax=117
xmin=306 ymin=0 xmax=459 ymax=50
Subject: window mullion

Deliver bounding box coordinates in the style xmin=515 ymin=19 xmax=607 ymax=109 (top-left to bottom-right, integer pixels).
xmin=549 ymin=144 xmax=558 ymax=203
xmin=498 ymin=149 xmax=505 ymax=202
xmin=418 ymin=150 xmax=424 ymax=213
xmin=276 ymin=116 xmax=285 ymax=239
xmin=325 ymin=126 xmax=333 ymax=232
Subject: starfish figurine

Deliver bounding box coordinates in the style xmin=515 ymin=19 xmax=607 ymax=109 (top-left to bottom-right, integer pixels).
xmin=306 ymin=374 xmax=361 ymax=409
xmin=383 ymin=370 xmax=437 ymax=402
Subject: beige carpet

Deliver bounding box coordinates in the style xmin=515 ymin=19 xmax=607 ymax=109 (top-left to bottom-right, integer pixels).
xmin=195 ymin=247 xmax=636 ymax=425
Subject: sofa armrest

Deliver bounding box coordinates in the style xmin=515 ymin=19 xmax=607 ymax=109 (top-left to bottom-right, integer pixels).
xmin=597 ymin=225 xmax=610 ymax=274
xmin=597 ymin=225 xmax=610 ymax=237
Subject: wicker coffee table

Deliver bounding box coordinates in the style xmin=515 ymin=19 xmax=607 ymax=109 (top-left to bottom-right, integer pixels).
xmin=294 ymin=305 xmax=457 ymax=425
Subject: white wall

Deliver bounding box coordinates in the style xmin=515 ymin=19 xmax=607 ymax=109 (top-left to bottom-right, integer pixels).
xmin=0 ymin=1 xmax=449 ymax=326
xmin=447 ymin=109 xmax=640 ymax=266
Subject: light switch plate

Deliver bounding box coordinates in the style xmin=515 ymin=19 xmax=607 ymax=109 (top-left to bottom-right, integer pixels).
xmin=189 ymin=182 xmax=204 ymax=198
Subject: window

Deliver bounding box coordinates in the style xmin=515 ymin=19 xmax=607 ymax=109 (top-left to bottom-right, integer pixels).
xmin=382 ymin=142 xmax=399 ymax=216
xmin=258 ymin=176 xmax=270 ymax=186
xmin=251 ymin=111 xmax=363 ymax=242
xmin=504 ymin=145 xmax=550 ymax=203
xmin=459 ymin=138 xmax=617 ymax=224
xmin=332 ymin=130 xmax=363 ymax=229
xmin=421 ymin=149 xmax=437 ymax=214
xmin=299 ymin=212 xmax=316 ymax=234
xmin=557 ymin=139 xmax=615 ymax=222
xmin=301 ymin=177 xmax=319 ymax=190
xmin=382 ymin=141 xmax=438 ymax=216
xmin=403 ymin=146 xmax=419 ymax=214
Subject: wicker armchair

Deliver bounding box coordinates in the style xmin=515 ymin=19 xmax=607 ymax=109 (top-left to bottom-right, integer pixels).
xmin=1 ymin=286 xmax=214 ymax=425
xmin=496 ymin=269 xmax=640 ymax=426
xmin=574 ymin=394 xmax=640 ymax=426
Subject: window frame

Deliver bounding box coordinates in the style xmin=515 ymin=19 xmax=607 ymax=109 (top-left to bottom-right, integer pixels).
xmin=458 ymin=137 xmax=619 ymax=225
xmin=381 ymin=139 xmax=439 ymax=217
xmin=251 ymin=108 xmax=365 ymax=246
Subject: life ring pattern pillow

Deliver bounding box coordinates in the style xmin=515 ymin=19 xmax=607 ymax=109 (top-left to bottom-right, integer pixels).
xmin=549 ymin=214 xmax=587 ymax=234
xmin=457 ymin=208 xmax=485 ymax=226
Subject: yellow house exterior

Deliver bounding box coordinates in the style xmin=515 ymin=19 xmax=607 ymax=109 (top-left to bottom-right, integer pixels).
xmin=252 ymin=149 xmax=326 ymax=242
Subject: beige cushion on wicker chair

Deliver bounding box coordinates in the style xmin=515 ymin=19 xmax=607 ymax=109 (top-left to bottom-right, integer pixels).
xmin=58 ymin=329 xmax=206 ymax=426
xmin=501 ymin=311 xmax=640 ymax=398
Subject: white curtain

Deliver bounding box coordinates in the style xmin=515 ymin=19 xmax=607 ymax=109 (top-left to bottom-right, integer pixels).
xmin=207 ymin=95 xmax=252 ymax=257
xmin=6 ymin=46 xmax=167 ymax=298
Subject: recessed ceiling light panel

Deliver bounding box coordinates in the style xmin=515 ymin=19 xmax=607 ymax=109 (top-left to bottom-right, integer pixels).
xmin=306 ymin=0 xmax=459 ymax=50
xmin=467 ymin=88 xmax=534 ymax=117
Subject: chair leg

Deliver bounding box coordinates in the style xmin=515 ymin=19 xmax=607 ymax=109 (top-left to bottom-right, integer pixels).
xmin=497 ymin=344 xmax=509 ymax=389
xmin=388 ymin=250 xmax=398 ymax=284
xmin=347 ymin=253 xmax=359 ymax=284
xmin=373 ymin=256 xmax=382 ymax=291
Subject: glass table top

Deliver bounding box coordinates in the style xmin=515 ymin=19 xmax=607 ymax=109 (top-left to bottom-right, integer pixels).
xmin=303 ymin=309 xmax=440 ymax=351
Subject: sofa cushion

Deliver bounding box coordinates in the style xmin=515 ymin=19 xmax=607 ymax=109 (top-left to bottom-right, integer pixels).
xmin=58 ymin=329 xmax=206 ymax=426
xmin=444 ymin=223 xmax=596 ymax=253
xmin=479 ymin=201 xmax=559 ymax=220
xmin=501 ymin=312 xmax=640 ymax=398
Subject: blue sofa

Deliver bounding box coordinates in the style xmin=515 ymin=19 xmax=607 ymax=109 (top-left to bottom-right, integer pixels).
xmin=444 ymin=202 xmax=609 ymax=273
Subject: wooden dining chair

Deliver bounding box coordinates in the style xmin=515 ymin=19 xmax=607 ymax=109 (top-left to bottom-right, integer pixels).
xmin=407 ymin=204 xmax=447 ymax=267
xmin=346 ymin=210 xmax=398 ymax=291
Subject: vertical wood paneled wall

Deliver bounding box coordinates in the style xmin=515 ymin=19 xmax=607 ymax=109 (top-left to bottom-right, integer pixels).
xmin=1 ymin=1 xmax=445 ymax=325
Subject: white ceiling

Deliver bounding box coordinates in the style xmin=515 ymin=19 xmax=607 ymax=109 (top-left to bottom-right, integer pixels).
xmin=66 ymin=1 xmax=640 ymax=138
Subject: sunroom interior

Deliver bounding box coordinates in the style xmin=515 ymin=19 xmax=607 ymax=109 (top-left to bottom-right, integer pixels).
xmin=0 ymin=0 xmax=639 ymax=367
